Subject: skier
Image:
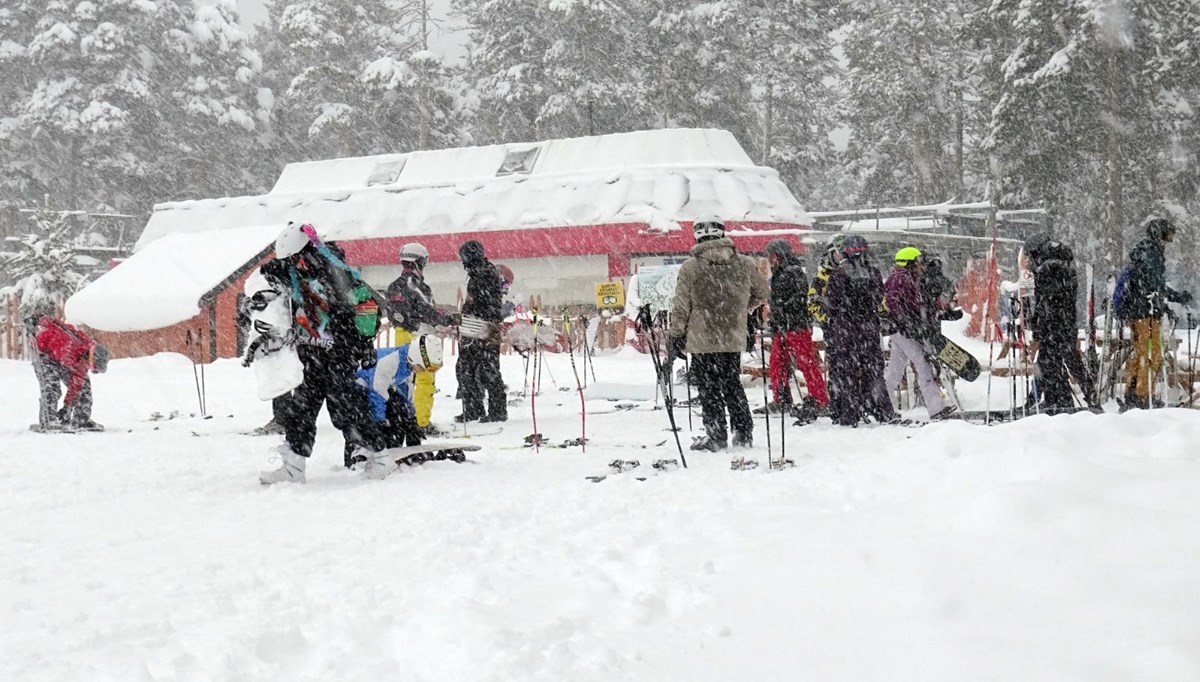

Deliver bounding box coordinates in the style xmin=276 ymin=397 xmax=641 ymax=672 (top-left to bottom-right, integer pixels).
xmin=385 ymin=242 xmax=453 ymax=435
xmin=823 ymin=235 xmax=898 ymax=426
xmin=1024 ymin=233 xmax=1095 ymax=411
xmin=456 ymin=240 xmax=508 ymax=423
xmin=29 ymin=313 xmax=108 ymax=431
xmin=352 ymin=335 xmax=444 ymax=459
xmin=764 ymin=239 xmax=829 ymax=420
xmin=882 ymin=247 xmax=953 ymax=419
xmin=258 ymin=222 xmax=384 ymax=485
xmin=1118 ymin=217 xmax=1193 ymax=409
xmin=806 ymin=234 xmax=847 ymax=325
xmin=668 ymin=217 xmax=769 ymax=451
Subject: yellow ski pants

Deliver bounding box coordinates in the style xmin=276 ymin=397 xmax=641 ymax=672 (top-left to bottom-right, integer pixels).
xmin=394 ymin=329 xmax=438 ymax=427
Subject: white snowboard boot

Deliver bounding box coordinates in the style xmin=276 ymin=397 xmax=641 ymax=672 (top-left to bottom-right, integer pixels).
xmin=353 ymin=447 xmax=392 ymax=480
xmin=260 ymin=444 xmax=307 ymax=485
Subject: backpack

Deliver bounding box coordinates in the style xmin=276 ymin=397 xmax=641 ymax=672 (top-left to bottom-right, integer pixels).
xmin=1111 ymin=265 xmax=1133 ymax=318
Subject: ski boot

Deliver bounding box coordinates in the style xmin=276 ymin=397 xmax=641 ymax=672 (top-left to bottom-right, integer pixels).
xmin=730 ymin=456 xmax=759 ymax=471
xmin=690 ymin=435 xmax=727 ymax=452
xmin=524 ymin=433 xmax=548 ymax=448
xmin=731 ymin=431 xmax=753 ymax=449
xmin=652 ymin=459 xmax=680 ymax=472
xmin=421 ymin=423 xmax=446 ymax=437
xmin=480 ymin=412 xmax=508 ymax=423
xmin=929 ymin=406 xmax=958 ymax=421
xmin=71 ymin=418 xmax=105 ymax=432
xmin=608 ymin=459 xmax=641 ymax=473
xmin=260 ymin=444 xmax=306 ymax=485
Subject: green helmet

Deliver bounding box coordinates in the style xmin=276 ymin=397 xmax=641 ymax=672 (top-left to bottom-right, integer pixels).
xmin=895 ymin=246 xmax=923 ymax=266
xmin=827 ymin=234 xmax=847 ymax=252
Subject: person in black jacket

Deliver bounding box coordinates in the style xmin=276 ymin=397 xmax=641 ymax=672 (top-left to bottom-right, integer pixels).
xmin=765 ymin=239 xmax=828 ymax=418
xmin=385 ymin=242 xmax=453 ymax=434
xmin=1119 ymin=217 xmax=1193 ymax=409
xmin=823 ymin=235 xmax=898 ymax=426
xmin=456 ymin=240 xmax=507 ymax=422
xmin=258 ymin=223 xmax=383 ymax=484
xmin=1024 ymin=234 xmax=1094 ymax=411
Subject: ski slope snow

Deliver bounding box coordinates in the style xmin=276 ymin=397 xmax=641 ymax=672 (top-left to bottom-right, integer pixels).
xmin=2 ymin=349 xmax=1199 ymax=681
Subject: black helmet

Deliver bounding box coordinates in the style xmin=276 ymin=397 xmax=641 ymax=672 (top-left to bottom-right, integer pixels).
xmin=458 ymin=240 xmax=485 ymax=265
xmin=1144 ymin=216 xmax=1177 ymax=242
xmin=842 ymin=234 xmax=869 ymax=256
xmin=1024 ymin=232 xmax=1052 ymax=259
xmin=766 ymin=239 xmax=793 ymax=258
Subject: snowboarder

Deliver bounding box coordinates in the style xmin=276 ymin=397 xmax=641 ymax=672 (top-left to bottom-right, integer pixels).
xmin=29 ymin=313 xmax=108 ymax=432
xmin=765 ymin=239 xmax=828 ymax=419
xmin=882 ymin=247 xmax=952 ymax=419
xmin=385 ymin=242 xmax=454 ymax=435
xmin=668 ymin=217 xmax=769 ymax=451
xmin=823 ymin=235 xmax=898 ymax=427
xmin=1024 ymin=233 xmax=1095 ymax=411
xmin=258 ymin=223 xmax=384 ymax=485
xmin=1118 ymin=217 xmax=1193 ymax=409
xmin=456 ymin=240 xmax=508 ymax=423
xmin=351 ymin=335 xmax=444 ymax=462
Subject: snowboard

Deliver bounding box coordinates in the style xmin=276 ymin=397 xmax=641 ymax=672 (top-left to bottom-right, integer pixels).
xmin=928 ymin=333 xmax=982 ymax=381
xmin=29 ymin=423 xmax=104 ymax=433
xmin=374 ymin=442 xmax=482 ymax=466
xmin=242 ymin=270 xmax=304 ymax=400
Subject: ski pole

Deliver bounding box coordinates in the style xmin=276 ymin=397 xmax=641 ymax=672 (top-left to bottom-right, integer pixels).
xmin=778 ymin=332 xmax=788 ymax=464
xmin=530 ymin=307 xmax=540 ymax=452
xmin=1188 ymin=313 xmax=1196 ymax=406
xmin=640 ymin=305 xmax=686 ymax=467
xmin=757 ymin=314 xmax=773 ymax=467
xmin=563 ymin=310 xmax=586 ymax=451
xmin=684 ymin=354 xmax=693 ymax=431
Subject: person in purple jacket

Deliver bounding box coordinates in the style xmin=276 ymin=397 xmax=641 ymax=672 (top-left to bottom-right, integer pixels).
xmin=883 ymin=247 xmax=956 ymax=420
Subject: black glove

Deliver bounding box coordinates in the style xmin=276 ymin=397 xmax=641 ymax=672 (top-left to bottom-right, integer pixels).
xmin=359 ymin=345 xmax=377 ymax=370
xmin=939 ymin=308 xmax=964 ymax=321
xmin=1180 ymin=291 xmax=1195 ymax=306
xmin=668 ymin=336 xmax=687 ymax=362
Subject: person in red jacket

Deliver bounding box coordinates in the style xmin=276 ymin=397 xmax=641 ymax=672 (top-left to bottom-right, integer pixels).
xmin=28 ymin=314 xmax=106 ymax=432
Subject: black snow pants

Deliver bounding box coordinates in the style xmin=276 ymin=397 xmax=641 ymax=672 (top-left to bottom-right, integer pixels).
xmin=691 ymin=352 xmax=753 ymax=445
xmin=277 ymin=346 xmax=374 ymax=460
xmin=1036 ymin=336 xmax=1090 ymax=410
xmin=457 ymin=339 xmax=507 ymax=420
xmin=33 ymin=353 xmax=91 ymax=426
xmin=826 ymin=336 xmax=896 ymax=426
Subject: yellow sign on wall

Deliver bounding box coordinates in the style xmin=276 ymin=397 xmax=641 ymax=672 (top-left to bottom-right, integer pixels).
xmin=594 ymin=281 xmax=625 ymax=310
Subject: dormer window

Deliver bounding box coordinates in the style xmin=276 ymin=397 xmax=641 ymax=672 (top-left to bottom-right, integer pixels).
xmin=497 ymin=147 xmax=540 ymax=176
xmin=367 ymin=158 xmax=406 ymax=186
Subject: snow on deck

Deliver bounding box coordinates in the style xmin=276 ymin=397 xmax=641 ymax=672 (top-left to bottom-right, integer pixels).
xmin=136 ymin=129 xmax=811 ymax=250
xmin=66 ymin=224 xmax=281 ymax=331
xmin=1 ymin=350 xmax=1200 ymax=680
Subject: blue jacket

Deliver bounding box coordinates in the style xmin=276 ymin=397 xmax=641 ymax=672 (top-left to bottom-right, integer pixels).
xmin=355 ymin=347 xmax=413 ymax=422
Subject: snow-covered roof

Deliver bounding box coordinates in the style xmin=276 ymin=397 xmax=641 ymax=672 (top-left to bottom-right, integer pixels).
xmin=66 ymin=224 xmax=280 ymax=332
xmin=136 ymin=129 xmax=811 ymax=250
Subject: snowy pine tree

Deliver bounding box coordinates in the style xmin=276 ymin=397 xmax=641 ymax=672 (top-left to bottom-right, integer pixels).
xmin=257 ymin=0 xmax=415 ymax=161
xmin=842 ymin=0 xmax=986 ymax=206
xmin=155 ymin=0 xmax=273 ymax=200
xmin=14 ymin=0 xmax=190 ymax=212
xmin=0 ymin=209 xmax=90 ymax=315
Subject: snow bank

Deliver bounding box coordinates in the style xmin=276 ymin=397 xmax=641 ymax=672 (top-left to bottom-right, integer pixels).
xmin=136 ymin=129 xmax=811 ymax=249
xmin=2 ymin=351 xmax=1200 ymax=680
xmin=65 ymin=224 xmax=281 ymax=331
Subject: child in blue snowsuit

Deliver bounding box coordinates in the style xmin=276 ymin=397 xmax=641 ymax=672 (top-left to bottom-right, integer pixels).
xmin=352 ymin=337 xmax=442 ymax=459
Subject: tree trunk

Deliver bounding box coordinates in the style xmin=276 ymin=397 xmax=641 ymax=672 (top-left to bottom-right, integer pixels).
xmin=1105 ymin=46 xmax=1123 ymax=269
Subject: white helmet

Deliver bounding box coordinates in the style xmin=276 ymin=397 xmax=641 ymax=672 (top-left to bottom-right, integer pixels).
xmin=408 ymin=334 xmax=443 ymax=369
xmin=400 ymin=242 xmax=429 ymax=263
xmin=692 ymin=216 xmax=725 ymax=241
xmin=275 ymin=222 xmax=313 ymax=258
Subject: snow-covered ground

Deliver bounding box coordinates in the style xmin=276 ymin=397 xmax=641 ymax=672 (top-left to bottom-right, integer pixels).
xmin=3 ymin=347 xmax=1200 ymax=681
